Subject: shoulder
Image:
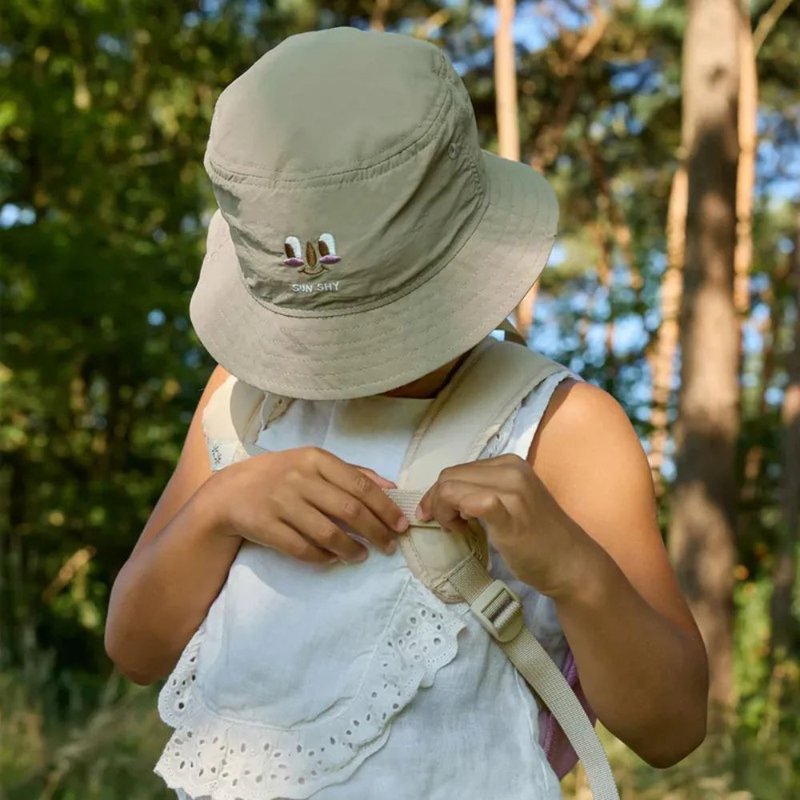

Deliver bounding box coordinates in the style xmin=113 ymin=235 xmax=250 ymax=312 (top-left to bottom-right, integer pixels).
xmin=203 ymin=363 xmax=234 ymax=401
xmin=529 ymin=378 xmax=647 ymax=474
xmin=523 ymin=372 xmax=704 ymax=646
xmin=128 ymin=362 xmax=233 ymax=558
xmin=527 ymin=377 xmax=657 ymax=538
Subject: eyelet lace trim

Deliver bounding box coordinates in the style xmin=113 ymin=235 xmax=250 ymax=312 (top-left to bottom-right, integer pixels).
xmin=154 ymin=577 xmax=466 ymax=800
xmin=208 ymin=439 xmax=244 ymax=471
xmin=207 ymin=392 xmax=291 ymax=473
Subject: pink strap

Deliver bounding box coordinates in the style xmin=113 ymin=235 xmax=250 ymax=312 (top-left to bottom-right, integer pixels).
xmin=538 ymin=649 xmax=597 ymax=779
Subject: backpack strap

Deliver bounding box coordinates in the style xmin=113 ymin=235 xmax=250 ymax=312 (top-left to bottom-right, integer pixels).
xmin=199 ymin=320 xmax=519 ymax=472
xmin=386 ymin=337 xmax=619 ymax=800
xmin=496 ymin=317 xmax=527 ymax=345
xmin=447 ymin=560 xmax=618 ymax=800
xmin=387 ymin=336 xmax=564 ymax=601
xmin=199 ymin=341 xmax=618 ymax=797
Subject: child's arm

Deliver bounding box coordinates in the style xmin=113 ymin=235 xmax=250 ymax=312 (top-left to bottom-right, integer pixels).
xmin=417 ymin=379 xmax=708 ymax=769
xmin=104 ymin=364 xmax=243 ymax=684
xmin=105 ymin=365 xmax=408 ymax=685
xmin=535 ymin=381 xmax=709 ymax=766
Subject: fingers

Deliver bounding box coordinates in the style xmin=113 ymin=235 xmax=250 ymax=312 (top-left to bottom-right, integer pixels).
xmin=231 ymin=447 xmax=408 ymax=566
xmin=314 ymin=451 xmax=409 ymax=534
xmin=418 ymin=478 xmax=512 ymax=532
xmin=417 ymin=455 xmax=532 ymax=521
xmin=266 ymin=520 xmax=340 ymax=565
xmin=430 ymin=455 xmax=530 ymax=492
xmin=278 ymin=500 xmax=369 ymax=564
xmin=355 ymin=466 xmax=397 ymax=490
xmin=301 ymin=478 xmax=399 ymax=555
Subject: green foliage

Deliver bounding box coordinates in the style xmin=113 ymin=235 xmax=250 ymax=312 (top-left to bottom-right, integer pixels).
xmin=2 ymin=667 xmax=172 ymax=800
xmin=1 ymin=0 xmax=798 ymax=797
xmin=560 ymin=576 xmax=800 ymax=799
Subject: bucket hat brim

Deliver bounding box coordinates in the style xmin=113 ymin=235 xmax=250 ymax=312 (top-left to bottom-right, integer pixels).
xmin=189 ymin=151 xmax=558 ymax=400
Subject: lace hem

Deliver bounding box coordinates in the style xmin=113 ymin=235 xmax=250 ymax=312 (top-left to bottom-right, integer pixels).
xmin=154 ymin=577 xmax=466 ymax=800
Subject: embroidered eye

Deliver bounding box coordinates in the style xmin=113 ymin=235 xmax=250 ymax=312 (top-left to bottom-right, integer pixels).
xmin=283 ymin=236 xmax=304 ymax=267
xmin=317 ymin=233 xmax=341 ymax=265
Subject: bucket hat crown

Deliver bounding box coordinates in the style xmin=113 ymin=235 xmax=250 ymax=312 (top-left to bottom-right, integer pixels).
xmin=190 ymin=26 xmax=558 ymax=400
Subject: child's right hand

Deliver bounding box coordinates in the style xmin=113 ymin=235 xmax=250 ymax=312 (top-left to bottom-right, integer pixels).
xmin=207 ymin=447 xmax=409 ymax=565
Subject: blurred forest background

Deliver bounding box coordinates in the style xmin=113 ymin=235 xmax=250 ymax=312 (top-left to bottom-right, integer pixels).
xmin=1 ymin=0 xmax=798 ymax=798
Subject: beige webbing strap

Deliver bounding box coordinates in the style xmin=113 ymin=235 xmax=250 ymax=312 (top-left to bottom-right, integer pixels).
xmin=388 ymin=337 xmax=563 ymax=602
xmin=388 ymin=489 xmax=437 ymax=526
xmin=386 ymin=337 xmax=619 ymax=800
xmin=448 ymin=557 xmax=620 ymax=800
xmin=394 ymin=337 xmax=564 ymax=488
xmin=496 ymin=317 xmax=527 ymax=345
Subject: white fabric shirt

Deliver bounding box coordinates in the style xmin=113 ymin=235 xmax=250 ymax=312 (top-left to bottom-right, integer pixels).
xmin=155 ymin=367 xmax=579 ymax=800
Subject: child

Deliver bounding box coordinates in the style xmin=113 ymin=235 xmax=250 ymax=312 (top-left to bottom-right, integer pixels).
xmin=105 ymin=26 xmax=708 ymax=800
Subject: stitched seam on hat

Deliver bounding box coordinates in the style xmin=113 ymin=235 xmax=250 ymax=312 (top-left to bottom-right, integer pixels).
xmin=238 ymin=159 xmax=546 ymax=330
xmin=210 ymin=95 xmax=485 ymax=287
xmin=207 ymin=122 xmax=448 ymax=192
xmin=227 ymin=137 xmax=493 ymax=320
xmin=215 ymin=115 xmax=482 ymax=272
xmin=204 ymin=53 xmax=455 ymax=187
xmin=206 ymin=46 xmax=451 ymax=181
xmin=206 ymin=99 xmax=453 ymax=190
xmin=207 ymin=199 xmax=554 ymax=373
xmin=216 ymin=146 xmax=502 ymax=323
xmin=199 ymin=203 xmax=556 ymax=396
xmin=234 ymin=167 xmax=492 ymax=320
xmin=280 ymin=140 xmax=489 ymax=318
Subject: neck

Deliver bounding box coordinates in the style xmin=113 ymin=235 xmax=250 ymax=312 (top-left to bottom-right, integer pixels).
xmin=381 ymin=348 xmax=472 ymax=399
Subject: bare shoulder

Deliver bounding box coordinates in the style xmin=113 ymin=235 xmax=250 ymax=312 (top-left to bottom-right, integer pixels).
xmin=129 ymin=363 xmax=232 ymax=557
xmin=172 ymin=362 xmax=233 ymax=482
xmin=527 ymin=377 xmax=700 ymax=636
xmin=203 ymin=363 xmax=234 ymax=399
xmin=528 ymin=377 xmax=649 ymax=492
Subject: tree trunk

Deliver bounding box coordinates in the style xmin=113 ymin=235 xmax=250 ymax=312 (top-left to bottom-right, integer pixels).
xmin=668 ymin=0 xmax=741 ymax=718
xmin=771 ymin=207 xmax=800 ymax=660
xmin=586 ymin=143 xmax=619 ymax=388
xmin=648 ymin=164 xmax=688 ymax=495
xmin=493 ymin=0 xmax=535 ymax=338
xmin=370 ymin=0 xmax=391 ymax=31
xmin=734 ymin=9 xmax=757 ymax=318
xmin=519 ymin=6 xmax=608 ymax=339
xmin=494 ymin=0 xmax=519 ymax=164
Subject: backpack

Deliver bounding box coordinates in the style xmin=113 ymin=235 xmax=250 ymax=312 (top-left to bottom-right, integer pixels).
xmin=202 ymin=333 xmax=619 ymax=800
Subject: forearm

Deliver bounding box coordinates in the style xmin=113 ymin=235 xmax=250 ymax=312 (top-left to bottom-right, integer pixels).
xmin=105 ymin=474 xmax=242 ymax=684
xmin=550 ymin=526 xmax=708 ymax=767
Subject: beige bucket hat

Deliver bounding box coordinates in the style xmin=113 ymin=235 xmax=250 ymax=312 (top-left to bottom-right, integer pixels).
xmin=189 ymin=26 xmax=558 ymax=400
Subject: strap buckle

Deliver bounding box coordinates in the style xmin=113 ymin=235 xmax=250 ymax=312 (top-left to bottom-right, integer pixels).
xmin=470 ymin=579 xmax=524 ymax=643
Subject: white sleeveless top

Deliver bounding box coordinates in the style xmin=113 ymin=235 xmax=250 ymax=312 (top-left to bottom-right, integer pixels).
xmin=156 ymin=366 xmax=580 ymax=800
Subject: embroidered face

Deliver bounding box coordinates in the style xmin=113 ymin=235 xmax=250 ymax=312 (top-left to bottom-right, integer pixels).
xmin=283 ymin=234 xmax=341 ymax=278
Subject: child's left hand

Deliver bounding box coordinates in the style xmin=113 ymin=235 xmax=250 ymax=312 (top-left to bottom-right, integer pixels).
xmin=416 ymin=454 xmax=587 ymax=599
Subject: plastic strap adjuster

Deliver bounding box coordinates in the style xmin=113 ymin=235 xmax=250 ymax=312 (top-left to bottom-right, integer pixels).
xmin=470 ymin=579 xmax=524 ymax=643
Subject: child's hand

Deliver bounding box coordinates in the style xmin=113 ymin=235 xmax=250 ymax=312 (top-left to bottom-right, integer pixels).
xmin=210 ymin=447 xmax=409 ymax=565
xmin=416 ymin=454 xmax=587 ymax=599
